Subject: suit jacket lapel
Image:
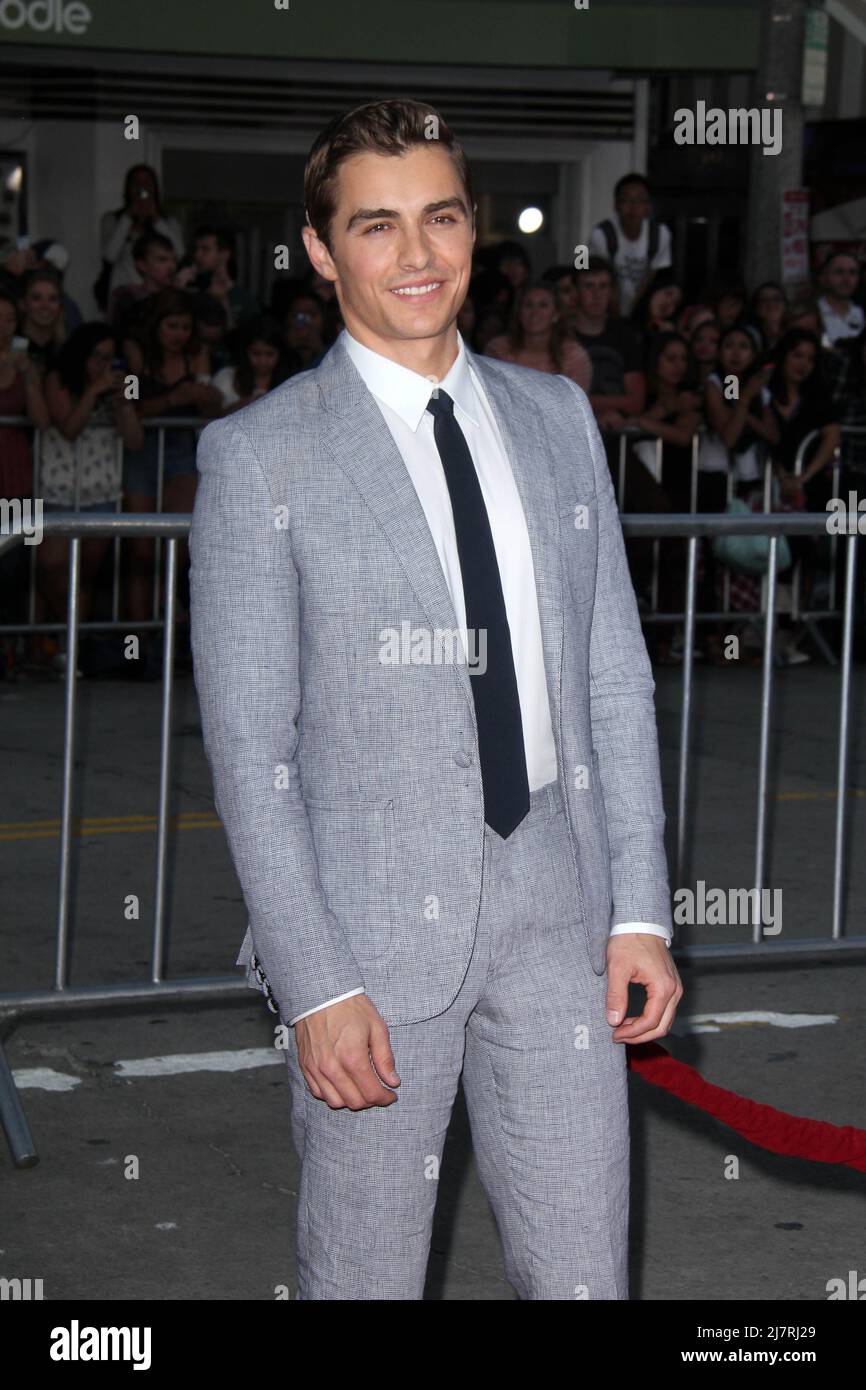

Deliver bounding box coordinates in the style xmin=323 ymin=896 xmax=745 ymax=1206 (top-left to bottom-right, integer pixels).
xmin=315 ymin=336 xmax=566 ymax=741
xmin=316 ymin=337 xmax=476 ymax=714
xmin=467 ymin=349 xmax=566 ymax=743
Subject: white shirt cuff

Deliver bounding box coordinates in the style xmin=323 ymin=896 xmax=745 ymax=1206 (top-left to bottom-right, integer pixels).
xmin=289 ymin=987 xmax=366 ymax=1026
xmin=609 ymin=922 xmax=672 ymax=948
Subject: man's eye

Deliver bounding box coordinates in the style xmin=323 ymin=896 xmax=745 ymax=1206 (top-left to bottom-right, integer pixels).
xmin=365 ymin=223 xmax=389 ymax=234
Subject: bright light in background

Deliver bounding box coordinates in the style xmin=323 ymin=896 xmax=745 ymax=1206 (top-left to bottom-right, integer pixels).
xmin=518 ymin=206 xmax=543 ymax=234
xmin=6 ymin=165 xmax=23 ymax=194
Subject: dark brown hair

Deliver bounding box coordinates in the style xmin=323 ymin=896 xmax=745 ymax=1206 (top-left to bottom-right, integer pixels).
xmin=503 ymin=280 xmax=573 ymax=373
xmin=139 ymin=288 xmax=200 ymax=371
xmin=304 ymin=98 xmax=474 ymax=252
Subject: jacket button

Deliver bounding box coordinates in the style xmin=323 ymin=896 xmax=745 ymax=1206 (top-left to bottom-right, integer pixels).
xmin=453 ymin=750 xmax=473 ymax=768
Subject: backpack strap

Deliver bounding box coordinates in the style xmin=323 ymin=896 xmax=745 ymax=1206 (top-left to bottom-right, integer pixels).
xmin=598 ymin=218 xmax=618 ymax=262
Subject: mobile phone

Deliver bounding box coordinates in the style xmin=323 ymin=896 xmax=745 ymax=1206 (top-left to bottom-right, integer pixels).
xmin=16 ymin=235 xmax=30 ymax=251
xmin=11 ymin=335 xmax=28 ymax=351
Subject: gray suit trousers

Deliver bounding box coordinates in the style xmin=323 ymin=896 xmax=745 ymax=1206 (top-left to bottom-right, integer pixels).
xmin=283 ymin=778 xmax=630 ymax=1301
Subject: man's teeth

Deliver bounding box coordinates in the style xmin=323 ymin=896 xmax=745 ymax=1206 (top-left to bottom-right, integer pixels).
xmin=392 ymin=283 xmax=441 ymax=296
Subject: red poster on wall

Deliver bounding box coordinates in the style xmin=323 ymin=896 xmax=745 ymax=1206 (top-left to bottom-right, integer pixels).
xmin=781 ymin=189 xmax=810 ymax=285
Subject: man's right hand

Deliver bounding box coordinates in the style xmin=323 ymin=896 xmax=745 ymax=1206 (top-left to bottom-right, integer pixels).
xmin=294 ymin=994 xmax=400 ymax=1110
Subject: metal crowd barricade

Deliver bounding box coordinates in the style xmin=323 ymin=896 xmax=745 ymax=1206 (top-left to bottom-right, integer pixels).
xmin=608 ymin=424 xmax=863 ymax=653
xmin=0 ymin=416 xmax=205 ymax=642
xmin=0 ymin=508 xmax=864 ymax=1165
xmin=629 ymin=511 xmax=861 ymax=950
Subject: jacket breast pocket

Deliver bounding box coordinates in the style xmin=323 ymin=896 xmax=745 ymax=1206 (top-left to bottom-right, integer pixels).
xmin=560 ymin=503 xmax=598 ymax=611
xmin=304 ymin=796 xmax=398 ymax=965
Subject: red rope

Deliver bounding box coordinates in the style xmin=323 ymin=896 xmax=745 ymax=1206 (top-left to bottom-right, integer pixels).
xmin=627 ymin=1042 xmax=866 ymax=1173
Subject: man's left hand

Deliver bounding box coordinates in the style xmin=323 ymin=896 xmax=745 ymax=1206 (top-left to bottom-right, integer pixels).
xmin=605 ymin=934 xmax=683 ymax=1044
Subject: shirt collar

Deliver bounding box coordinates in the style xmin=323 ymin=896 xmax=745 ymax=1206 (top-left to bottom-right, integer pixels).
xmin=342 ymin=327 xmax=480 ymax=432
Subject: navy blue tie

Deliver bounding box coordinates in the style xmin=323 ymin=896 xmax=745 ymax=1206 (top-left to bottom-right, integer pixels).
xmin=426 ymin=389 xmax=530 ymax=839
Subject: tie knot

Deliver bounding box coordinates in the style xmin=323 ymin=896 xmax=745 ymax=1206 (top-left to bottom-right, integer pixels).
xmin=426 ymin=388 xmax=454 ymax=419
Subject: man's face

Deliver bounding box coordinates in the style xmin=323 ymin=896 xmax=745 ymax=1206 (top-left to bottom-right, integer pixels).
xmin=555 ymin=274 xmax=578 ymax=315
xmin=194 ymin=235 xmax=222 ymax=272
xmin=303 ymin=143 xmax=474 ymax=354
xmin=139 ymin=245 xmax=177 ymax=288
xmin=616 ymin=182 xmax=650 ymax=229
xmin=576 ymin=272 xmax=611 ymax=320
xmin=822 ymin=255 xmax=860 ymax=301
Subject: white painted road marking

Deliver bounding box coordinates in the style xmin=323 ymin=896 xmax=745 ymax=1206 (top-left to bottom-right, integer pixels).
xmin=12 ymin=1067 xmax=82 ymax=1091
xmin=672 ymin=1010 xmax=838 ymax=1036
xmin=114 ymin=1047 xmax=284 ymax=1077
xmin=11 ymin=1016 xmax=840 ymax=1090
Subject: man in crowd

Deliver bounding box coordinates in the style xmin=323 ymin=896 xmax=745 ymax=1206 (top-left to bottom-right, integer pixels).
xmin=541 ymin=263 xmax=581 ymax=334
xmin=176 ymin=225 xmax=260 ymax=329
xmin=108 ymin=230 xmax=178 ymax=338
xmin=572 ymin=257 xmax=645 ymax=431
xmin=589 ymin=173 xmax=673 ymax=317
xmin=816 ymin=250 xmax=865 ymax=346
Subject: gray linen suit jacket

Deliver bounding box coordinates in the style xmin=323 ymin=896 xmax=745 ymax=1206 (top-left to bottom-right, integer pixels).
xmin=188 ymin=331 xmax=673 ymax=1028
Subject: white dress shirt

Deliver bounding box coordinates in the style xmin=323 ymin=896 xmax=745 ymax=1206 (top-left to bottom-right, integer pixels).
xmin=288 ymin=329 xmax=669 ymax=1025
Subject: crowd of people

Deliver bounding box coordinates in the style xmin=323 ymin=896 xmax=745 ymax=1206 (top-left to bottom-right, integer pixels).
xmin=1 ymin=164 xmax=865 ymax=676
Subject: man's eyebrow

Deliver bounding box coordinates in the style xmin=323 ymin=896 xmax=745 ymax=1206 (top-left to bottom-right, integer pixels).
xmin=344 ymin=196 xmax=469 ymax=233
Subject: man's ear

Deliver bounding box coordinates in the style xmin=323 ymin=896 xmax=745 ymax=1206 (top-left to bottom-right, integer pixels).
xmin=301 ymin=223 xmax=337 ymax=285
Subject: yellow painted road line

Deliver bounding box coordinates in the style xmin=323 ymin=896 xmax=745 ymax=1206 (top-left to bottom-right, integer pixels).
xmin=0 ymin=812 xmax=218 ymax=830
xmin=0 ymin=815 xmax=221 ymax=842
xmin=1 ymin=788 xmax=864 ymax=843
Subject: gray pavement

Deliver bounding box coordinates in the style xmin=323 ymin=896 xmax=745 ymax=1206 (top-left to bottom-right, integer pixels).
xmin=1 ymin=661 xmax=865 ymax=1300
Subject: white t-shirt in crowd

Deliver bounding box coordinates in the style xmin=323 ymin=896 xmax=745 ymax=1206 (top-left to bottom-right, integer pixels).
xmin=818 ymin=295 xmax=865 ymax=346
xmin=589 ymin=213 xmax=673 ymax=316
xmin=213 ymin=365 xmax=241 ymax=407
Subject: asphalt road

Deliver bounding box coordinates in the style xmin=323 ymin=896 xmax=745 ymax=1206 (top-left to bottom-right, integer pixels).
xmin=1 ymin=662 xmax=864 ymax=1300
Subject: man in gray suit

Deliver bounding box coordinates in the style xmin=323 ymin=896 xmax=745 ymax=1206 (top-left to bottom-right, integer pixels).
xmin=189 ymin=98 xmax=683 ymax=1301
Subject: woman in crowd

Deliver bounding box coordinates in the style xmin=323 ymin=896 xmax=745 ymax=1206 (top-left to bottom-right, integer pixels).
xmin=194 ymin=294 xmax=233 ymax=375
xmin=678 ymin=303 xmax=715 ymax=338
xmin=630 ymin=269 xmax=684 ymax=356
xmin=768 ymin=329 xmax=840 ymax=508
xmin=0 ymin=289 xmax=50 ymax=671
xmin=708 ymin=281 xmax=747 ymax=328
xmin=704 ymin=323 xmax=778 ymax=495
xmin=496 ymin=240 xmax=531 ymax=294
xmin=620 ymin=331 xmax=702 ymax=661
xmin=18 ymin=267 xmax=67 ymax=372
xmin=748 ymin=281 xmax=788 ymax=352
xmin=283 ymin=290 xmax=327 ymax=370
xmin=699 ymin=324 xmax=777 ymax=661
xmin=766 ymin=329 xmax=841 ymax=649
xmin=213 ymin=316 xmax=292 ymax=413
xmin=36 ymin=325 xmax=144 ymax=663
xmin=484 ymin=280 xmax=592 ymax=389
xmin=469 ymin=268 xmax=513 ymax=352
xmin=98 ymin=164 xmax=185 ymax=306
xmin=0 ymin=288 xmax=50 ymax=496
xmin=122 ymin=289 xmax=222 ymax=630
xmin=689 ymin=317 xmax=721 ymax=386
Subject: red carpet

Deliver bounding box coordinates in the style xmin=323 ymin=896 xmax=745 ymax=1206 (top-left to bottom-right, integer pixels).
xmin=627 ymin=1042 xmax=866 ymax=1173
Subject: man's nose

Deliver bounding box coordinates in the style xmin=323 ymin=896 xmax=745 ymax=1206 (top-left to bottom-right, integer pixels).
xmin=398 ymin=227 xmax=433 ymax=267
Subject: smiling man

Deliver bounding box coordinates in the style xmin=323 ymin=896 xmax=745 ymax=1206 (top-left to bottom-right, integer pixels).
xmin=189 ymin=99 xmax=682 ymax=1302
